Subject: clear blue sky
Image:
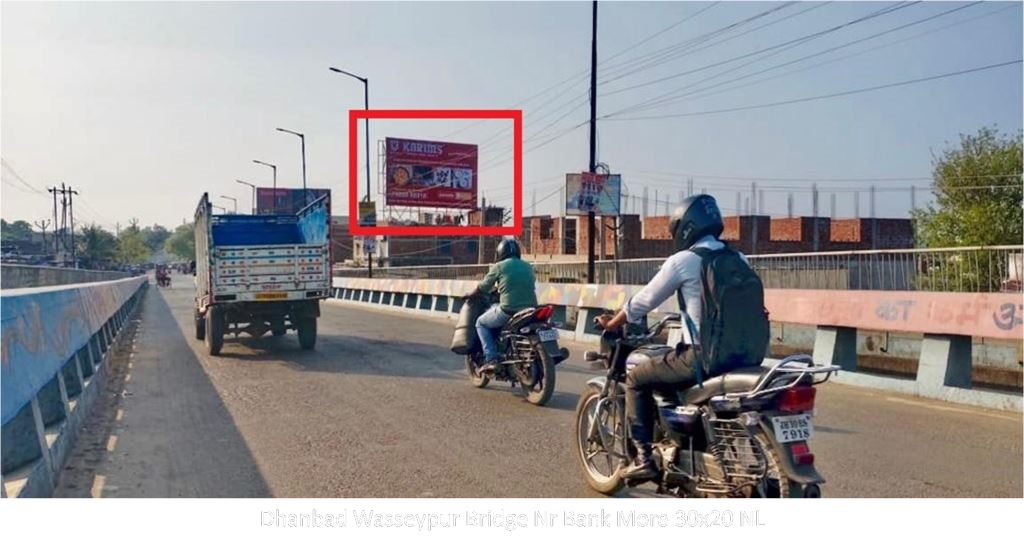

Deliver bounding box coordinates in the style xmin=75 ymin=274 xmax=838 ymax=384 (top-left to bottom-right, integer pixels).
xmin=2 ymin=1 xmax=1021 ymax=230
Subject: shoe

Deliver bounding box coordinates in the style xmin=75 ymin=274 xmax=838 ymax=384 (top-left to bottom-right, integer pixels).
xmin=622 ymin=446 xmax=658 ymax=482
xmin=479 ymin=356 xmax=501 ymax=373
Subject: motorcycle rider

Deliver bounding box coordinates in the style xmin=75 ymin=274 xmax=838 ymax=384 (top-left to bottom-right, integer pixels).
xmin=464 ymin=237 xmax=539 ymax=371
xmin=595 ymin=194 xmax=748 ymax=482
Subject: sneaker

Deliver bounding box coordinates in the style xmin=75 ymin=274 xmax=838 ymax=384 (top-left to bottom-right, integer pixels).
xmin=621 ymin=454 xmax=658 ymax=482
xmin=479 ymin=356 xmax=501 ymax=372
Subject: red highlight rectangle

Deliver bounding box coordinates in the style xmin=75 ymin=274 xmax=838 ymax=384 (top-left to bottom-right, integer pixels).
xmin=348 ymin=109 xmax=522 ymax=237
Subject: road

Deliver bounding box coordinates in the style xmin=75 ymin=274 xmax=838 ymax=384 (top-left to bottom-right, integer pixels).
xmin=55 ymin=273 xmax=1023 ymax=498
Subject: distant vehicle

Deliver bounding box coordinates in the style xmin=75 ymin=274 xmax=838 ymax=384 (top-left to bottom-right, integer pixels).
xmin=193 ymin=192 xmax=331 ymax=355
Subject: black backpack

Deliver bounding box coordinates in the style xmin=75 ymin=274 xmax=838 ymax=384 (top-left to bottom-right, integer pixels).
xmin=682 ymin=245 xmax=769 ymax=378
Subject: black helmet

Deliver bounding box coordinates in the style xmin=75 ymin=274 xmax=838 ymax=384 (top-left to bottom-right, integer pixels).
xmin=495 ymin=237 xmax=521 ymax=262
xmin=669 ymin=194 xmax=724 ymax=251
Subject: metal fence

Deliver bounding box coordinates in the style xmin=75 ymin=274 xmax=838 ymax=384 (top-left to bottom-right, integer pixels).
xmin=334 ymin=245 xmax=1024 ymax=293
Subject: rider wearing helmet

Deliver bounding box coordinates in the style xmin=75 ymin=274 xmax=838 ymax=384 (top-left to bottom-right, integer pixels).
xmin=465 ymin=237 xmax=539 ymax=371
xmin=596 ymin=194 xmax=747 ymax=482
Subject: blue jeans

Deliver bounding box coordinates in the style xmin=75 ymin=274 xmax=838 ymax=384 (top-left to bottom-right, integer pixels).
xmin=475 ymin=304 xmax=510 ymax=360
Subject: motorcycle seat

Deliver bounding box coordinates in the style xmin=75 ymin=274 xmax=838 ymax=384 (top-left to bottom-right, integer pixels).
xmin=682 ymin=367 xmax=770 ymax=404
xmin=503 ymin=307 xmax=538 ymax=332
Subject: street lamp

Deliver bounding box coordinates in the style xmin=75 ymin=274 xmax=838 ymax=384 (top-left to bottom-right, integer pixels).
xmin=276 ymin=127 xmax=307 ymax=205
xmin=219 ymin=195 xmax=238 ymax=214
xmin=328 ymin=67 xmax=371 ymax=203
xmin=236 ymin=179 xmax=257 ymax=215
xmin=252 ymin=159 xmax=277 ymax=213
xmin=212 ymin=204 xmax=228 ymax=214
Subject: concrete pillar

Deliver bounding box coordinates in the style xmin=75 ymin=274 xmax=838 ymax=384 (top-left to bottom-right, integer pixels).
xmin=36 ymin=374 xmax=68 ymax=427
xmin=813 ymin=326 xmax=858 ymax=370
xmin=62 ymin=355 xmax=84 ymax=399
xmin=0 ymin=401 xmax=45 ymax=473
xmin=917 ymin=334 xmax=973 ymax=392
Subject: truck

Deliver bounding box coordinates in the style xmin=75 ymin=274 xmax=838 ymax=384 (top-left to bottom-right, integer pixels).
xmin=193 ymin=192 xmax=331 ymax=355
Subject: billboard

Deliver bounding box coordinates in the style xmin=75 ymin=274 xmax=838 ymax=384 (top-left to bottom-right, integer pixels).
xmin=358 ymin=201 xmax=377 ymax=227
xmin=256 ymin=188 xmax=331 ymax=215
xmin=384 ymin=137 xmax=477 ymax=209
xmin=565 ymin=173 xmax=621 ymax=216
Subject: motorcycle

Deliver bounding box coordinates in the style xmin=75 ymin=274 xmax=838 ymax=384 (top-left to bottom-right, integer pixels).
xmin=458 ymin=298 xmax=569 ymax=406
xmin=573 ymin=313 xmax=839 ymax=498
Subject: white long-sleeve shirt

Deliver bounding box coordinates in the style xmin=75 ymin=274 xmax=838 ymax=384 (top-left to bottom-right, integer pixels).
xmin=621 ymin=235 xmax=747 ymax=335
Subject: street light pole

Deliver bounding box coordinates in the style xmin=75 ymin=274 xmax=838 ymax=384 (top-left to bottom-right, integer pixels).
xmin=220 ymin=195 xmax=238 ymax=214
xmin=236 ymin=179 xmax=257 ymax=214
xmin=252 ymin=159 xmax=277 ymax=213
xmin=276 ymin=127 xmax=307 ymax=204
xmin=329 ymin=66 xmax=373 ymax=276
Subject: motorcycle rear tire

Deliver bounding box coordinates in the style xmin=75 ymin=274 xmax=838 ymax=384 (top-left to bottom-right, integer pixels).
xmin=522 ymin=350 xmax=555 ymax=406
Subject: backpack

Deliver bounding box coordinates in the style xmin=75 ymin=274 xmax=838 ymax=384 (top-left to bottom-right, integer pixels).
xmin=681 ymin=245 xmax=769 ymax=379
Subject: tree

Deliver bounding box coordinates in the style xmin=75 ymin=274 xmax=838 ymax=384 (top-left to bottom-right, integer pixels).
xmin=116 ymin=221 xmax=150 ymax=264
xmin=164 ymin=222 xmax=196 ymax=261
xmin=77 ymin=224 xmax=117 ymax=268
xmin=1 ymin=219 xmax=34 ymax=242
xmin=912 ymin=127 xmax=1022 ymax=291
xmin=141 ymin=224 xmax=171 ymax=253
xmin=914 ymin=127 xmax=1022 ymax=248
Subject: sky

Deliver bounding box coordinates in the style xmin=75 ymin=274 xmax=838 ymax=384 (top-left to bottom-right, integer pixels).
xmin=2 ymin=1 xmax=1021 ymax=231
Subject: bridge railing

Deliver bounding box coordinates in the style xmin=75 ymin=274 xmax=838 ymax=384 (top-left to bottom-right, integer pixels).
xmin=1 ymin=276 xmax=147 ymax=497
xmin=330 ymin=276 xmax=1023 ymax=412
xmin=333 ymin=245 xmax=1023 ymax=292
xmin=0 ymin=264 xmax=130 ymax=289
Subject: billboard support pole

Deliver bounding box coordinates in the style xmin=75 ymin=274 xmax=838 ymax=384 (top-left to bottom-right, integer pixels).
xmin=586 ymin=0 xmax=598 ymax=284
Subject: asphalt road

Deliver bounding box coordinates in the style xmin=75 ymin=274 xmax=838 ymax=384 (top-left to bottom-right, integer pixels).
xmin=56 ymin=274 xmax=1023 ymax=498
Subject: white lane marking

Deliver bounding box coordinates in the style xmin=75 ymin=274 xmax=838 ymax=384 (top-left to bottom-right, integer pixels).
xmin=106 ymin=435 xmax=118 ymax=452
xmin=884 ymin=396 xmax=1019 ymax=421
xmin=124 ymin=373 xmax=132 ymax=383
xmin=115 ymin=409 xmax=124 ymax=422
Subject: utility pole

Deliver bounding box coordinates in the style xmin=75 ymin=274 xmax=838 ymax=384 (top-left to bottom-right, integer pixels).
xmin=586 ymin=0 xmax=598 ymax=284
xmin=34 ymin=220 xmax=50 ymax=255
xmin=811 ymin=183 xmax=819 ymax=252
xmin=787 ymin=193 xmax=794 ymax=218
xmin=49 ymin=186 xmax=59 ymax=254
xmin=68 ymin=185 xmax=78 ymax=267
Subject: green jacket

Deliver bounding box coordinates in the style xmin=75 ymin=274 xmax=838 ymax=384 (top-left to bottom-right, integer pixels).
xmin=478 ymin=257 xmax=538 ymax=313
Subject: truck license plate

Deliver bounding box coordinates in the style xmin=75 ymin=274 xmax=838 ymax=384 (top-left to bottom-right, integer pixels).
xmin=537 ymin=329 xmax=558 ymax=342
xmin=255 ymin=292 xmax=288 ymax=300
xmin=771 ymin=414 xmax=814 ymax=443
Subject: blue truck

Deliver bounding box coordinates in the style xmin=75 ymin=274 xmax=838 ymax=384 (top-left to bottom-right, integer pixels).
xmin=193 ymin=192 xmax=331 ymax=355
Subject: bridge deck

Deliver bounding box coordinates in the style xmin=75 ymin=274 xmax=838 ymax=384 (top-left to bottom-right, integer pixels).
xmin=55 ymin=274 xmax=1023 ymax=498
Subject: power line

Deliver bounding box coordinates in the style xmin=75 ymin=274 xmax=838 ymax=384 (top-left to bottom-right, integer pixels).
xmin=658 ymin=1 xmax=1019 ymax=110
xmin=602 ymin=58 xmax=1022 ymax=121
xmin=617 ymin=1 xmax=983 ymax=116
xmin=601 ymin=1 xmax=917 ymax=104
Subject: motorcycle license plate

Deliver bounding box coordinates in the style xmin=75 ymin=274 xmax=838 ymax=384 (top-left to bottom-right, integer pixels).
xmin=771 ymin=414 xmax=814 ymax=443
xmin=537 ymin=328 xmax=559 ymax=342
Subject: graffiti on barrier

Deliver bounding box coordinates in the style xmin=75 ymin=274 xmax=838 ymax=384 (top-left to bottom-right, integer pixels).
xmin=992 ymin=302 xmax=1024 ymax=331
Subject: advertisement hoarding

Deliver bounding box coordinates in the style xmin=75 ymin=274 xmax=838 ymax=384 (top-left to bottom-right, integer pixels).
xmin=384 ymin=137 xmax=478 ymax=209
xmin=565 ymin=173 xmax=621 ymax=216
xmin=358 ymin=201 xmax=377 ymax=227
xmin=256 ymin=188 xmax=331 ymax=215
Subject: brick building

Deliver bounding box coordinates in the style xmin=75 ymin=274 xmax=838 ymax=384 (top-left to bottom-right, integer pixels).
xmin=519 ymin=213 xmax=913 ymax=260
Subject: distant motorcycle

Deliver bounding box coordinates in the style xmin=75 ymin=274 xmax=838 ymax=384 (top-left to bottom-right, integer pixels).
xmin=453 ymin=297 xmax=568 ymax=406
xmin=573 ymin=313 xmax=838 ymax=497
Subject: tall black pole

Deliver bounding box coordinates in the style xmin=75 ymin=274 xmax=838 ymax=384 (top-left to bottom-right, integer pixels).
xmin=364 ymin=79 xmax=371 ymax=203
xmin=587 ymin=0 xmax=598 ymax=284
xmin=300 ymin=134 xmax=307 ymax=204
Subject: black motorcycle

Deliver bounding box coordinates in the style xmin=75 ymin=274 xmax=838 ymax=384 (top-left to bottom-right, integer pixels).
xmin=573 ymin=313 xmax=838 ymax=497
xmin=456 ymin=299 xmax=568 ymax=406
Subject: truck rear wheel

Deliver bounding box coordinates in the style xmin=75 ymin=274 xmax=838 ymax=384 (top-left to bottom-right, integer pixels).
xmin=297 ymin=317 xmax=317 ymax=350
xmin=195 ymin=310 xmax=206 ymax=340
xmin=206 ymin=307 xmax=224 ymax=356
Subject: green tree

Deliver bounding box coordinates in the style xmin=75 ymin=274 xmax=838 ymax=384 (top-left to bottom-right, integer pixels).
xmin=912 ymin=127 xmax=1022 ymax=291
xmin=914 ymin=127 xmax=1022 ymax=247
xmin=1 ymin=219 xmax=34 ymax=242
xmin=116 ymin=220 xmax=150 ymax=264
xmin=77 ymin=224 xmax=118 ymax=268
xmin=141 ymin=224 xmax=171 ymax=253
xmin=164 ymin=222 xmax=196 ymax=261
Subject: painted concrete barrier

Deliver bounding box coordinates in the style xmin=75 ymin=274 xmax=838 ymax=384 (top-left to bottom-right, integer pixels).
xmin=0 ymin=276 xmax=147 ymax=497
xmin=332 ymin=277 xmax=1022 ymax=412
xmin=1 ymin=264 xmax=129 ymax=289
